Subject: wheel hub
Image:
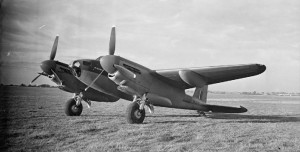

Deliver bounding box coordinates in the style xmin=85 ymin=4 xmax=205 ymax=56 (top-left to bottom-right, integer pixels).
xmin=134 ymin=110 xmax=142 ymax=118
xmin=72 ymin=105 xmax=79 ymax=112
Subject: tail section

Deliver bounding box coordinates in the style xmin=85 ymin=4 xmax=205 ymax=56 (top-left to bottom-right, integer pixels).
xmin=185 ymin=85 xmax=248 ymax=113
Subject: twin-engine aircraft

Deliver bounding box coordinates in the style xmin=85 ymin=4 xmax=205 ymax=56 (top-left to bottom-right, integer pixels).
xmin=31 ymin=27 xmax=266 ymax=124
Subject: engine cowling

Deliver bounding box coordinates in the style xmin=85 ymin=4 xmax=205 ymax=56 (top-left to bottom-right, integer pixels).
xmin=108 ymin=70 xmax=147 ymax=97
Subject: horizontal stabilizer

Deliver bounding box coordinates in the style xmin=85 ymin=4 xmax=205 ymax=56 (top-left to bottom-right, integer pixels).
xmin=203 ymin=105 xmax=247 ymax=113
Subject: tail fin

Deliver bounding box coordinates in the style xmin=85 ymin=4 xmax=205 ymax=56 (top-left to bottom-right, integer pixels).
xmin=193 ymin=85 xmax=208 ymax=103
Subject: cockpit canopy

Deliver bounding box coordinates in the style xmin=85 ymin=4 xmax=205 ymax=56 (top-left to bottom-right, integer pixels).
xmin=71 ymin=60 xmax=81 ymax=77
xmin=70 ymin=58 xmax=108 ymax=77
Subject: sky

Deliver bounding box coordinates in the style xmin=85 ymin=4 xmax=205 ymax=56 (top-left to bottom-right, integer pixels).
xmin=1 ymin=0 xmax=299 ymax=92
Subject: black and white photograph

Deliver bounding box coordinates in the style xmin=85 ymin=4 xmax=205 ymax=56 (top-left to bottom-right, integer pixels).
xmin=1 ymin=0 xmax=300 ymax=151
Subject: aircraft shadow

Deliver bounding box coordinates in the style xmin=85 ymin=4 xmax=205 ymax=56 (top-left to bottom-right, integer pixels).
xmin=147 ymin=114 xmax=300 ymax=123
xmin=207 ymin=113 xmax=300 ymax=123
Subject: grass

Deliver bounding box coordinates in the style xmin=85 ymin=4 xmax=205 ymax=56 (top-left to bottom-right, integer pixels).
xmin=1 ymin=86 xmax=300 ymax=151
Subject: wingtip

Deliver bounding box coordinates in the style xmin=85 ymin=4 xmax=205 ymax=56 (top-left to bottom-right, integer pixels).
xmin=240 ymin=106 xmax=248 ymax=113
xmin=256 ymin=64 xmax=266 ymax=73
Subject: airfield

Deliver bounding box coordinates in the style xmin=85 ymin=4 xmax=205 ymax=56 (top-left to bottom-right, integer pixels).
xmin=1 ymin=86 xmax=299 ymax=151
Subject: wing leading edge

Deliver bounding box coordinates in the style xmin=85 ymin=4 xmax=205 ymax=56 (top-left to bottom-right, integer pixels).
xmin=154 ymin=64 xmax=266 ymax=89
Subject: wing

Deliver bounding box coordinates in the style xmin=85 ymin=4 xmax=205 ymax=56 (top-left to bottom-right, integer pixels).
xmin=154 ymin=64 xmax=266 ymax=89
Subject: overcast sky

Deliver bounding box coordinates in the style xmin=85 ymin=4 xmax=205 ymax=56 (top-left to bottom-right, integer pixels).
xmin=1 ymin=0 xmax=299 ymax=92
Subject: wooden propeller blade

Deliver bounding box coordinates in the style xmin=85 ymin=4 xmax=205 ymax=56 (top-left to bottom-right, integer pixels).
xmin=109 ymin=27 xmax=116 ymax=55
xmin=30 ymin=73 xmax=42 ymax=84
xmin=50 ymin=35 xmax=59 ymax=60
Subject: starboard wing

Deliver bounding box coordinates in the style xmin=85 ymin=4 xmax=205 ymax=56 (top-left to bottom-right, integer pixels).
xmin=153 ymin=64 xmax=266 ymax=89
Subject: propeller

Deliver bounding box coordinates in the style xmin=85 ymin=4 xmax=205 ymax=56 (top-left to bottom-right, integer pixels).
xmin=50 ymin=35 xmax=59 ymax=60
xmin=30 ymin=36 xmax=59 ymax=84
xmin=109 ymin=26 xmax=116 ymax=55
xmin=30 ymin=72 xmax=48 ymax=84
xmin=84 ymin=27 xmax=116 ymax=90
xmin=98 ymin=27 xmax=119 ymax=74
xmin=30 ymin=73 xmax=42 ymax=84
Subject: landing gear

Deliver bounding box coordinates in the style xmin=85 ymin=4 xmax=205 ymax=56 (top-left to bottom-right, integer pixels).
xmin=197 ymin=110 xmax=207 ymax=117
xmin=126 ymin=102 xmax=145 ymax=124
xmin=65 ymin=92 xmax=92 ymax=116
xmin=65 ymin=98 xmax=83 ymax=116
xmin=126 ymin=94 xmax=153 ymax=124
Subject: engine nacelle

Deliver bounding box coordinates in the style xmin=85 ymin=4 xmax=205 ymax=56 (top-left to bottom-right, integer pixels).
xmin=108 ymin=71 xmax=148 ymax=97
xmin=108 ymin=71 xmax=125 ymax=85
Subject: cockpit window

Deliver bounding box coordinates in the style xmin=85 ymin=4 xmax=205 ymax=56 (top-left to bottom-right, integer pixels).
xmin=71 ymin=61 xmax=81 ymax=77
xmin=73 ymin=61 xmax=80 ymax=67
xmin=83 ymin=61 xmax=91 ymax=66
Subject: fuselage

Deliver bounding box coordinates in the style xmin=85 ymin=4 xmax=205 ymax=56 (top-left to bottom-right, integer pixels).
xmin=100 ymin=55 xmax=210 ymax=111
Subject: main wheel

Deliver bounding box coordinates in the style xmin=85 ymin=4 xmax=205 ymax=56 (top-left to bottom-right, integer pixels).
xmin=126 ymin=102 xmax=145 ymax=124
xmin=65 ymin=98 xmax=83 ymax=116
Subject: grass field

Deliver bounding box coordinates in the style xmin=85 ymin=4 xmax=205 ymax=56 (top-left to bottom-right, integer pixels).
xmin=1 ymin=86 xmax=300 ymax=152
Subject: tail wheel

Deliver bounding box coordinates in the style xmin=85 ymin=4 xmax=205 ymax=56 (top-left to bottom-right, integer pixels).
xmin=126 ymin=102 xmax=145 ymax=124
xmin=65 ymin=98 xmax=83 ymax=116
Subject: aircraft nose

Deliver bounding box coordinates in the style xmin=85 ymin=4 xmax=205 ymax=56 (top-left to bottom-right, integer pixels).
xmin=40 ymin=60 xmax=56 ymax=75
xmin=100 ymin=55 xmax=118 ymax=73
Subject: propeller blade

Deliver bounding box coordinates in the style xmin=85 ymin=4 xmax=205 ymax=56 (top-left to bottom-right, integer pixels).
xmin=109 ymin=27 xmax=116 ymax=55
xmin=30 ymin=73 xmax=42 ymax=84
xmin=50 ymin=35 xmax=59 ymax=60
xmin=114 ymin=64 xmax=136 ymax=79
xmin=51 ymin=69 xmax=62 ymax=85
xmin=85 ymin=70 xmax=104 ymax=91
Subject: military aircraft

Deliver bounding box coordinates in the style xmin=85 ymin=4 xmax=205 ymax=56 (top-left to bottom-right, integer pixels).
xmin=31 ymin=27 xmax=266 ymax=124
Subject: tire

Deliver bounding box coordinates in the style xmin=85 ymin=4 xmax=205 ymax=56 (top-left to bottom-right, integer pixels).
xmin=65 ymin=98 xmax=83 ymax=116
xmin=126 ymin=102 xmax=145 ymax=124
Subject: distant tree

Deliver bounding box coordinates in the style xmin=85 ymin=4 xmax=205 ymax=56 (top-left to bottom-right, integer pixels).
xmin=39 ymin=84 xmax=51 ymax=88
xmin=20 ymin=83 xmax=26 ymax=87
